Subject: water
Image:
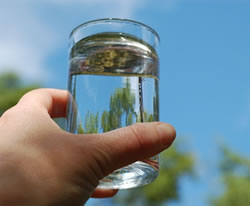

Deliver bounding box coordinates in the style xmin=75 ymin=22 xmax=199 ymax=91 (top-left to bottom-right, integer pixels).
xmin=66 ymin=32 xmax=159 ymax=189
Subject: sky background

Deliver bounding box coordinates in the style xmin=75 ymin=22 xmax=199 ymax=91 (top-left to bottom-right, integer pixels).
xmin=0 ymin=0 xmax=250 ymax=205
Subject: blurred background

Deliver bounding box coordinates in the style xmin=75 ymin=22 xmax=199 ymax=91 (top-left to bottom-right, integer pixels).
xmin=0 ymin=0 xmax=250 ymax=205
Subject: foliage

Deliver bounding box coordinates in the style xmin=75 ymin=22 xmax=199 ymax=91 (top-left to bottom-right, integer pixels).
xmin=210 ymin=146 xmax=250 ymax=206
xmin=101 ymin=78 xmax=136 ymax=132
xmin=0 ymin=72 xmax=40 ymax=115
xmin=82 ymin=77 xmax=149 ymax=133
xmin=84 ymin=112 xmax=99 ymax=133
xmin=82 ymin=77 xmax=158 ymax=134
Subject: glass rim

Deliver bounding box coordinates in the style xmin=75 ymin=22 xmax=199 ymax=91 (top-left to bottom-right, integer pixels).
xmin=70 ymin=18 xmax=160 ymax=42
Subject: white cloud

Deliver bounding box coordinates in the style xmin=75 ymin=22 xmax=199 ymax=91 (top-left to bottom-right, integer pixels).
xmin=0 ymin=2 xmax=61 ymax=82
xmin=0 ymin=0 xmax=141 ymax=82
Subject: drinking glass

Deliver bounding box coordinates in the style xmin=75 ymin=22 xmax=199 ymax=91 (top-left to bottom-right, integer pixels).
xmin=66 ymin=18 xmax=160 ymax=189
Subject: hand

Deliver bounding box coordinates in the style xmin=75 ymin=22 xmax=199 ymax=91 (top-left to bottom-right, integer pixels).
xmin=0 ymin=89 xmax=176 ymax=206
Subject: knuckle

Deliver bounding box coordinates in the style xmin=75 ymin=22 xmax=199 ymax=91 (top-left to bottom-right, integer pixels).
xmin=0 ymin=106 xmax=18 ymax=122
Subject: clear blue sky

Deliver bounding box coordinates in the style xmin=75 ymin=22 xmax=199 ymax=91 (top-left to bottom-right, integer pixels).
xmin=0 ymin=0 xmax=250 ymax=205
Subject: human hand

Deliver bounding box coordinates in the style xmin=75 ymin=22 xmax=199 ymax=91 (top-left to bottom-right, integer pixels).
xmin=0 ymin=89 xmax=176 ymax=206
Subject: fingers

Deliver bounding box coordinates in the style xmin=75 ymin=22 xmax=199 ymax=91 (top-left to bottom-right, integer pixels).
xmin=91 ymin=188 xmax=118 ymax=198
xmin=83 ymin=122 xmax=176 ymax=176
xmin=17 ymin=88 xmax=68 ymax=118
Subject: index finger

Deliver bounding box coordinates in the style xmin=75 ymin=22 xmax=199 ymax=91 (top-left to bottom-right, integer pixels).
xmin=17 ymin=88 xmax=69 ymax=118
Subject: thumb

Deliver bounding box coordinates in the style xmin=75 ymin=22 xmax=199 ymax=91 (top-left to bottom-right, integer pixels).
xmin=83 ymin=122 xmax=176 ymax=177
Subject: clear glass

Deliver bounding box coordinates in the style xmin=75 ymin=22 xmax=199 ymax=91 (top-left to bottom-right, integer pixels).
xmin=66 ymin=18 xmax=160 ymax=189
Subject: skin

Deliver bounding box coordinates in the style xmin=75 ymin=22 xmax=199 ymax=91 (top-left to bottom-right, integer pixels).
xmin=0 ymin=89 xmax=176 ymax=206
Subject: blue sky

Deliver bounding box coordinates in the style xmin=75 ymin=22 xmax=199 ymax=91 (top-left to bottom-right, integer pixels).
xmin=0 ymin=0 xmax=250 ymax=205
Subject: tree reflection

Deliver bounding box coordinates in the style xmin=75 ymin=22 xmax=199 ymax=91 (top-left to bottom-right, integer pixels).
xmin=81 ymin=77 xmax=153 ymax=134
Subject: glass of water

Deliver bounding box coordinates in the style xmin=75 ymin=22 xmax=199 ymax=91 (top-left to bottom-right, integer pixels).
xmin=66 ymin=18 xmax=160 ymax=189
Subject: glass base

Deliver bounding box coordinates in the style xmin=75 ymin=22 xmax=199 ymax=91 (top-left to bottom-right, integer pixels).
xmin=97 ymin=161 xmax=158 ymax=189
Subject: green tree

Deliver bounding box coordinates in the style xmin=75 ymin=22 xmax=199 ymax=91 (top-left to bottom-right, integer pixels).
xmin=83 ymin=77 xmax=156 ymax=134
xmin=84 ymin=111 xmax=99 ymax=133
xmin=210 ymin=146 xmax=250 ymax=206
xmin=0 ymin=72 xmax=39 ymax=116
xmin=82 ymin=78 xmax=137 ymax=134
xmin=101 ymin=78 xmax=136 ymax=132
